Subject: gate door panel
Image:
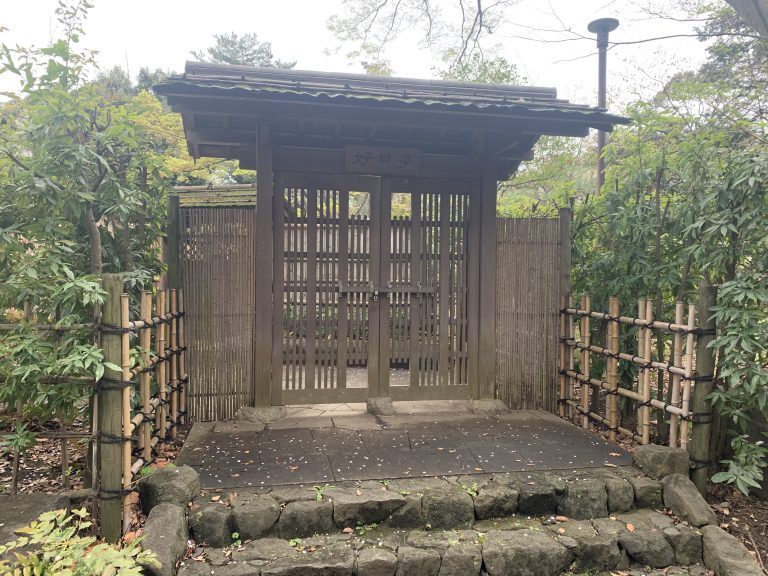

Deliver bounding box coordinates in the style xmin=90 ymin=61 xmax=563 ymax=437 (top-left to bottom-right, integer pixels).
xmin=274 ymin=173 xmax=474 ymax=404
xmin=385 ymin=179 xmax=473 ymax=400
xmin=274 ymin=174 xmax=378 ymax=404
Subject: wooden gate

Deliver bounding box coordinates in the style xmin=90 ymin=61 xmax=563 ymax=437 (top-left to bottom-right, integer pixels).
xmin=274 ymin=173 xmax=474 ymax=404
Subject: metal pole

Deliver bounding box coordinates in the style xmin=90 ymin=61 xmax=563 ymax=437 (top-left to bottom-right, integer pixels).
xmin=588 ymin=17 xmax=619 ymax=194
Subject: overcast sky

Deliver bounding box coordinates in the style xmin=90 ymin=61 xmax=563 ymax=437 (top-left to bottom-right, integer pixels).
xmin=2 ymin=0 xmax=714 ymax=109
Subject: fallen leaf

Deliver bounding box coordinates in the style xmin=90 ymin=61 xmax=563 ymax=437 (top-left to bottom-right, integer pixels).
xmin=229 ymin=473 xmax=240 ymax=478
xmin=342 ymin=527 xmax=354 ymax=534
xmin=557 ymin=528 xmax=566 ymax=534
xmin=626 ymin=523 xmax=635 ymax=532
xmin=288 ymin=466 xmax=299 ymax=472
xmin=355 ymin=489 xmax=362 ymax=496
xmin=555 ymin=515 xmax=569 ymax=522
xmin=474 ymin=467 xmax=483 ymax=472
xmin=604 ymin=463 xmax=618 ymax=468
xmin=609 ymin=452 xmax=622 ymax=457
xmin=211 ymin=495 xmax=221 ymax=502
xmin=122 ymin=530 xmax=141 ymax=544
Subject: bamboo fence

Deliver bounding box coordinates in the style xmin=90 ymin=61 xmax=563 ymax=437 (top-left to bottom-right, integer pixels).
xmin=98 ymin=275 xmax=188 ymax=540
xmin=495 ymin=218 xmax=560 ymax=411
xmin=559 ymin=295 xmax=700 ymax=448
xmin=0 ymin=276 xmax=187 ymax=540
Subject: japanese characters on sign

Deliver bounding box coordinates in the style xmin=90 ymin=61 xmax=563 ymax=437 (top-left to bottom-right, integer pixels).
xmin=345 ymin=146 xmax=421 ymax=175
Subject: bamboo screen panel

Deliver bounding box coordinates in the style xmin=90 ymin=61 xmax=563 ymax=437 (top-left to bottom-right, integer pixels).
xmin=181 ymin=207 xmax=257 ymax=420
xmin=495 ymin=217 xmax=560 ymax=411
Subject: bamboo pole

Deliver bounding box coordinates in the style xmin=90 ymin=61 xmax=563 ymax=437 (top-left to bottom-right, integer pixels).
xmin=559 ymin=296 xmax=568 ymax=418
xmin=607 ymin=297 xmax=620 ymax=442
xmin=636 ymin=299 xmax=647 ymax=440
xmin=580 ymin=294 xmax=591 ymax=430
xmin=561 ymin=308 xmax=694 ymax=334
xmin=140 ymin=291 xmax=152 ymax=462
xmin=155 ymin=288 xmax=166 ymax=453
xmin=120 ymin=293 xmax=132 ymax=534
xmin=99 ymin=274 xmax=123 ymax=542
xmin=562 ymin=369 xmax=690 ymax=417
xmin=178 ymin=288 xmax=187 ymax=424
xmin=668 ymin=302 xmax=685 ymax=447
xmin=680 ymin=304 xmax=696 ymax=449
xmin=564 ymin=399 xmax=642 ymax=442
xmin=641 ymin=299 xmax=654 ymax=444
xmin=169 ymin=289 xmax=179 ymax=440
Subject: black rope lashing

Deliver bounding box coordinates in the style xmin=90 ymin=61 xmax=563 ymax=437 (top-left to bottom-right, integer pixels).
xmin=95 ymin=377 xmax=137 ymax=391
xmin=689 ymin=458 xmax=711 ymax=471
xmin=97 ymin=488 xmax=135 ymax=500
xmin=97 ymin=432 xmax=124 ymax=445
xmin=99 ymin=323 xmax=135 ymax=335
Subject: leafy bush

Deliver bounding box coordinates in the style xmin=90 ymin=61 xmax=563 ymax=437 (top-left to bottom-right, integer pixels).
xmin=0 ymin=507 xmax=159 ymax=575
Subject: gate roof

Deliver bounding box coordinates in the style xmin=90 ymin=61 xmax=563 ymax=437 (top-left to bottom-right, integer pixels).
xmin=155 ymin=62 xmax=628 ymax=178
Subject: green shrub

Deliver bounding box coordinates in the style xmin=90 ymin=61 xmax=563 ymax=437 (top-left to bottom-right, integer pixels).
xmin=0 ymin=507 xmax=159 ymax=575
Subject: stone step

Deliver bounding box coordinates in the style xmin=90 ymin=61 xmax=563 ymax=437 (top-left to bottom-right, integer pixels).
xmin=139 ymin=462 xmax=764 ymax=576
xmin=177 ymin=510 xmax=711 ymax=576
xmin=188 ymin=468 xmax=647 ymax=546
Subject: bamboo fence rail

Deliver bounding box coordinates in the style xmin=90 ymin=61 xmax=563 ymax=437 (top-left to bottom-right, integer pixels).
xmin=559 ymin=295 xmax=701 ymax=448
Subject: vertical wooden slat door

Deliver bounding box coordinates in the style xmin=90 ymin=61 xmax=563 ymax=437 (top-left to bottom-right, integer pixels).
xmin=386 ymin=178 xmax=473 ymax=401
xmin=274 ymin=173 xmax=474 ymax=405
xmin=276 ymin=174 xmax=376 ymax=404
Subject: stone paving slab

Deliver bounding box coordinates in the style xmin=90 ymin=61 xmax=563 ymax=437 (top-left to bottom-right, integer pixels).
xmin=328 ymin=447 xmax=481 ymax=480
xmin=0 ymin=493 xmax=70 ymax=545
xmin=178 ymin=410 xmax=633 ymax=488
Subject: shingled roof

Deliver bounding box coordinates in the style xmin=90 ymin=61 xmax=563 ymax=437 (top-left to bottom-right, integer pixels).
xmin=155 ymin=62 xmax=628 ymax=176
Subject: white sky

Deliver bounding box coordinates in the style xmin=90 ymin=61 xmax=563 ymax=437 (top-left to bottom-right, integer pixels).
xmin=1 ymin=0 xmax=715 ymax=110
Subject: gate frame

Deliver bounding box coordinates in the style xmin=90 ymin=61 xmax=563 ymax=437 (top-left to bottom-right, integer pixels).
xmin=157 ymin=63 xmax=626 ymax=412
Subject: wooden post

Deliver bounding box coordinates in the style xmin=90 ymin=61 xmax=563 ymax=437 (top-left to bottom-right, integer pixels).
xmin=254 ymin=125 xmax=274 ymax=407
xmin=558 ymin=208 xmax=571 ymax=300
xmin=641 ymin=299 xmax=654 ymax=444
xmin=607 ymin=297 xmax=620 ymax=442
xmin=668 ymin=302 xmax=685 ymax=447
xmin=167 ymin=195 xmax=181 ymax=290
xmin=477 ymin=160 xmax=498 ymax=399
xmin=558 ymin=296 xmax=568 ymax=418
xmin=99 ymin=274 xmax=124 ymax=541
xmin=140 ymin=291 xmax=152 ymax=461
xmin=120 ymin=293 xmax=132 ymax=533
xmin=580 ymin=294 xmax=591 ymax=429
xmin=170 ymin=289 xmax=179 ymax=440
xmin=690 ymin=282 xmax=717 ymax=495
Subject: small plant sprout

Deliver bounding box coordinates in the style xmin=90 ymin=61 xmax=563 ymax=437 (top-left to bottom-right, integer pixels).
xmin=461 ymin=483 xmax=479 ymax=497
xmin=313 ymin=485 xmax=334 ymax=501
xmin=231 ymin=532 xmax=242 ymax=548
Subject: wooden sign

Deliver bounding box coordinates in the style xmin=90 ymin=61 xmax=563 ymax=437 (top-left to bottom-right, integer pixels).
xmin=345 ymin=146 xmax=421 ymax=176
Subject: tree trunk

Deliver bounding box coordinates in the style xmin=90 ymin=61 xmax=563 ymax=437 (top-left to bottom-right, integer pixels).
xmin=82 ymin=202 xmax=102 ymax=275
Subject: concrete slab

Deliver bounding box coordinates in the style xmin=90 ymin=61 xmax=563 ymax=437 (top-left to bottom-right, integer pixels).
xmin=268 ymin=415 xmax=334 ymax=429
xmin=332 ymin=414 xmax=382 ymax=430
xmin=182 ymin=410 xmax=633 ymax=489
xmin=328 ymin=448 xmax=480 ymax=481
